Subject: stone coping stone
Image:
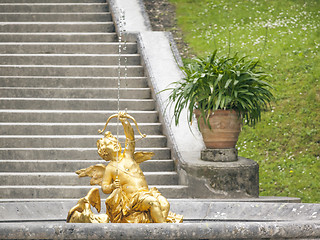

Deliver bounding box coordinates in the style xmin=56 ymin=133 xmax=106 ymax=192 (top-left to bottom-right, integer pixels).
xmin=0 ymin=196 xmax=301 ymax=203
xmin=0 ymin=221 xmax=319 ymax=239
xmin=0 ymin=200 xmax=318 ymax=223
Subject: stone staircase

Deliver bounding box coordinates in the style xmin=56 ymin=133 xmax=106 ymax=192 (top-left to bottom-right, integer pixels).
xmin=0 ymin=0 xmax=188 ymax=200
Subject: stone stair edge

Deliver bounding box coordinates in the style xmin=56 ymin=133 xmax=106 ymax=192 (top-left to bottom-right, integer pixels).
xmin=0 ymin=87 xmax=147 ymax=90
xmin=0 ymin=134 xmax=165 ymax=137
xmin=0 ymin=76 xmax=144 ymax=79
xmin=0 ymin=159 xmax=172 ymax=162
xmin=0 ymin=32 xmax=117 ymax=34
xmin=0 ymin=122 xmax=161 ymax=125
xmin=0 ymin=44 xmax=137 ymax=54
xmin=0 ymin=109 xmax=157 ymax=113
xmin=0 ymin=97 xmax=152 ymax=101
xmin=0 ymin=24 xmax=115 ymax=33
xmin=0 ymin=159 xmax=173 ymax=162
xmin=0 ymin=3 xmax=109 ymax=5
xmin=0 ymin=56 xmax=142 ymax=67
xmin=0 ymin=33 xmax=119 ymax=42
xmin=0 ymin=89 xmax=150 ymax=99
xmin=0 ymin=171 xmax=178 ymax=175
xmin=0 ymin=22 xmax=113 ymax=24
xmin=0 ymin=148 xmax=171 ymax=160
xmin=0 ymin=159 xmax=175 ymax=171
xmin=0 ymin=185 xmax=189 ymax=198
xmin=0 ymin=53 xmax=139 ymax=56
xmin=0 ymin=65 xmax=142 ymax=68
xmin=0 ymin=0 xmax=107 ymax=2
xmin=0 ymin=185 xmax=187 ymax=189
xmin=0 ymin=147 xmax=170 ymax=150
xmin=0 ymin=196 xmax=302 ymax=203
xmin=0 ymin=12 xmax=111 ymax=14
xmin=0 ymin=159 xmax=175 ymax=172
xmin=0 ymin=97 xmax=151 ymax=100
xmin=0 ymin=42 xmax=135 ymax=45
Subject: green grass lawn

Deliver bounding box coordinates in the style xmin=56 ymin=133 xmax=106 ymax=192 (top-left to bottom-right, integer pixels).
xmin=169 ymin=0 xmax=320 ymax=203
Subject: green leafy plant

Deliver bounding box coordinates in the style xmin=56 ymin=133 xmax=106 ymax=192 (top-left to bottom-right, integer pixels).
xmin=167 ymin=50 xmax=274 ymax=127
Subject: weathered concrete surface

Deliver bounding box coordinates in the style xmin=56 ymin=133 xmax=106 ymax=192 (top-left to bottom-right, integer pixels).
xmin=0 ymin=221 xmax=319 ymax=240
xmin=178 ymin=157 xmax=259 ymax=198
xmin=108 ymin=0 xmax=151 ymax=33
xmin=0 ymin=200 xmax=319 ymax=239
xmin=0 ymin=200 xmax=316 ymax=222
xmin=201 ymin=148 xmax=238 ymax=162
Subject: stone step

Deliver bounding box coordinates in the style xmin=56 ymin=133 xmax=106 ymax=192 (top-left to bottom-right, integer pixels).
xmin=0 ymin=159 xmax=175 ymax=172
xmin=0 ymin=3 xmax=109 ymax=13
xmin=0 ymin=172 xmax=179 ymax=186
xmin=0 ymin=147 xmax=171 ymax=160
xmin=0 ymin=54 xmax=141 ymax=66
xmin=0 ymin=33 xmax=118 ymax=42
xmin=0 ymin=43 xmax=137 ymax=54
xmin=0 ymin=123 xmax=162 ymax=135
xmin=0 ymin=13 xmax=112 ymax=22
xmin=0 ymin=98 xmax=154 ymax=110
xmin=0 ymin=77 xmax=147 ymax=88
xmin=0 ymin=65 xmax=144 ymax=77
xmin=0 ymin=135 xmax=167 ymax=148
xmin=0 ymin=0 xmax=106 ymax=3
xmin=0 ymin=87 xmax=150 ymax=99
xmin=0 ymin=22 xmax=114 ymax=33
xmin=0 ymin=110 xmax=159 ymax=123
xmin=0 ymin=0 xmax=185 ymax=201
xmin=0 ymin=185 xmax=188 ymax=199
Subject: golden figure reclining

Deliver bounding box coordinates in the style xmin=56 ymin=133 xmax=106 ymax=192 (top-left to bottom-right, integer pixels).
xmin=67 ymin=112 xmax=183 ymax=223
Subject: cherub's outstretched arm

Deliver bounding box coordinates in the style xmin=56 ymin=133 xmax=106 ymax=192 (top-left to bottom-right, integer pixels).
xmin=101 ymin=166 xmax=120 ymax=194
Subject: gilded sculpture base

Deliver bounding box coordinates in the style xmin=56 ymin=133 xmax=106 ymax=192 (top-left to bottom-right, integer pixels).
xmin=67 ymin=112 xmax=183 ymax=223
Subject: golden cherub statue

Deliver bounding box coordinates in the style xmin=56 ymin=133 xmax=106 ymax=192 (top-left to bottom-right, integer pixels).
xmin=67 ymin=112 xmax=183 ymax=223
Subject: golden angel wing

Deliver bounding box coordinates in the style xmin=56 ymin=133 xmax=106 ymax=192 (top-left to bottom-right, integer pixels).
xmin=67 ymin=202 xmax=82 ymax=223
xmin=133 ymin=151 xmax=154 ymax=164
xmin=87 ymin=188 xmax=101 ymax=213
xmin=67 ymin=188 xmax=101 ymax=223
xmin=76 ymin=164 xmax=106 ymax=186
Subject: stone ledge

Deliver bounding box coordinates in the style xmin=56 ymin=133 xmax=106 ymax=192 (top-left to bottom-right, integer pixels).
xmin=1 ymin=200 xmax=318 ymax=239
xmin=1 ymin=200 xmax=316 ymax=222
xmin=177 ymin=157 xmax=259 ymax=198
xmin=0 ymin=221 xmax=319 ymax=239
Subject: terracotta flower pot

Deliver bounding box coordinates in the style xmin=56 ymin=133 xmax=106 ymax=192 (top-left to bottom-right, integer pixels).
xmin=194 ymin=109 xmax=242 ymax=149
